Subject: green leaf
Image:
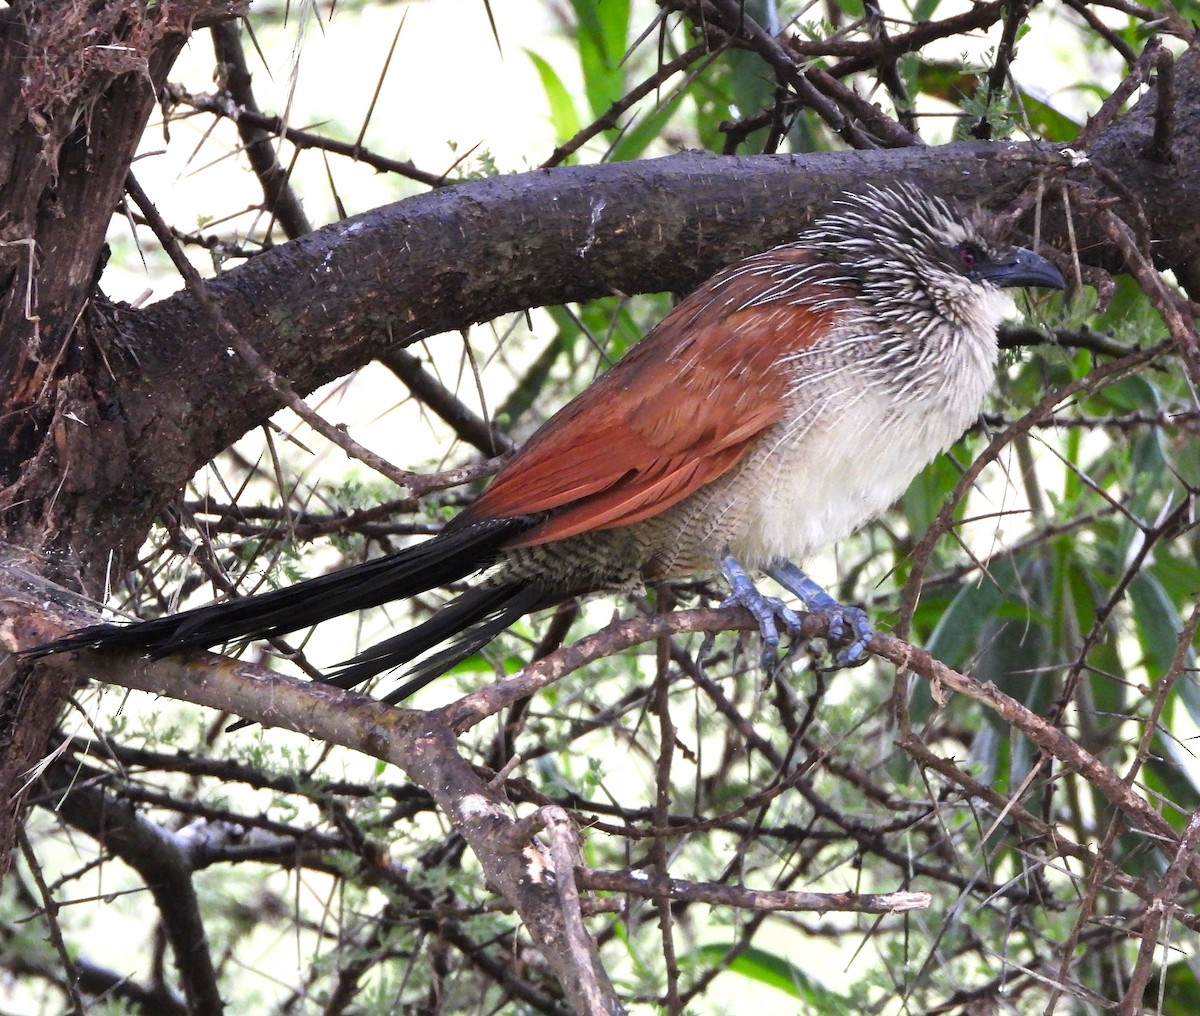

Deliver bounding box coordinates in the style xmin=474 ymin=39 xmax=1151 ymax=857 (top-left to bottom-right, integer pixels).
xmin=911 ymin=0 xmax=943 ymax=22
xmin=1136 ymin=560 xmax=1200 ymax=730
xmin=1129 ymin=572 xmax=1185 ymax=676
xmin=1091 ymin=273 xmax=1161 ymax=338
xmin=901 ymin=450 xmax=968 ymax=535
xmin=570 ymin=0 xmax=629 ymax=69
xmin=525 ymin=50 xmax=583 ymax=143
xmin=688 ymin=943 xmax=850 ymax=1004
xmin=1082 ymin=372 xmax=1162 ymax=415
xmin=925 ymin=552 xmax=1060 ymax=785
xmin=925 ymin=572 xmax=1004 ymax=668
xmin=570 ymin=0 xmax=630 ymax=121
xmin=1016 ymin=88 xmax=1081 ymax=142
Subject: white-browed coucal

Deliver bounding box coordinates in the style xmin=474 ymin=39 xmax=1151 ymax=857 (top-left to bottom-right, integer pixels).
xmin=25 ymin=184 xmax=1065 ymax=702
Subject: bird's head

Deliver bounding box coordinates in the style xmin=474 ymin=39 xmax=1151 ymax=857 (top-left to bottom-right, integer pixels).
xmin=802 ymin=183 xmax=1064 ymax=336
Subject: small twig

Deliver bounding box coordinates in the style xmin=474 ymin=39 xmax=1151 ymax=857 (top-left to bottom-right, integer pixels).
xmin=17 ymin=830 xmax=87 ymax=1016
xmin=704 ymin=0 xmax=879 ymax=149
xmin=860 ymin=0 xmax=916 ymax=134
xmin=487 ymin=752 xmax=523 ymax=789
xmin=1075 ymin=37 xmax=1174 ymax=152
xmin=719 ymin=0 xmax=1009 ymax=143
xmin=805 ymin=67 xmax=923 ymax=147
xmin=179 ymin=495 xmax=438 ymax=541
xmin=1080 ymin=0 xmax=1156 ymax=20
xmin=541 ymin=43 xmax=714 ymax=168
xmin=977 ymin=409 xmax=1200 ymax=433
xmin=651 ymin=586 xmax=681 ymax=1014
xmin=827 ymin=0 xmax=1008 ymax=76
xmin=210 ymin=22 xmax=313 ymax=240
xmin=163 ymin=83 xmax=450 ymax=188
xmin=997 ymin=324 xmax=1133 ymax=358
xmin=578 ymin=867 xmax=931 ymax=914
xmin=1061 ymin=0 xmax=1138 ymax=66
xmin=1044 ymin=813 xmax=1130 ymax=1014
xmin=405 ymin=454 xmax=506 ymax=498
xmin=1118 ymin=810 xmax=1200 ymax=1016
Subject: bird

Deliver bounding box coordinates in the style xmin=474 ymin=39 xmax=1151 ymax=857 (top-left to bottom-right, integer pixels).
xmin=25 ymin=184 xmax=1064 ymax=705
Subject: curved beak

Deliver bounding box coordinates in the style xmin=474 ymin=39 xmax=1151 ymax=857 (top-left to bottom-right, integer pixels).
xmin=971 ymin=247 xmax=1065 ymax=291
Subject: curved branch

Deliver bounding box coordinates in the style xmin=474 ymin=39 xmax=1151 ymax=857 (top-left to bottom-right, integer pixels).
xmin=49 ymin=38 xmax=1200 ymax=574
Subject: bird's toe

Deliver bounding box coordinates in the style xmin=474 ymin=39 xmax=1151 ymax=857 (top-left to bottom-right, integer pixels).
xmin=821 ymin=605 xmax=873 ymax=670
xmin=719 ymin=586 xmax=801 ymax=671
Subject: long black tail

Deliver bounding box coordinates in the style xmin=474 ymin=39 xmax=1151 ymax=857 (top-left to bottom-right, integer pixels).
xmin=328 ymin=581 xmax=558 ymax=701
xmin=22 ymin=517 xmax=531 ymax=663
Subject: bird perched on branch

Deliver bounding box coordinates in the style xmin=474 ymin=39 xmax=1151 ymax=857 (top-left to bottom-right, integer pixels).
xmin=26 ymin=184 xmax=1063 ymax=703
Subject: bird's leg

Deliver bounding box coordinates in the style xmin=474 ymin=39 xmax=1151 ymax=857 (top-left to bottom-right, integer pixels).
xmin=766 ymin=560 xmax=873 ymax=669
xmin=718 ymin=554 xmax=802 ymax=672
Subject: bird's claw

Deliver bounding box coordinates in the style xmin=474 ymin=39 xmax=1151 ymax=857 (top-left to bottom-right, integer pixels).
xmin=815 ymin=603 xmax=873 ymax=670
xmin=763 ymin=560 xmax=874 ymax=671
xmin=722 ymin=556 xmax=874 ymax=673
xmin=718 ymin=587 xmax=801 ymax=672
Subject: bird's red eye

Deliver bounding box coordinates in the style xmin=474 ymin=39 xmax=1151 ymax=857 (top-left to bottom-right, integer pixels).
xmin=959 ymin=245 xmax=978 ymax=268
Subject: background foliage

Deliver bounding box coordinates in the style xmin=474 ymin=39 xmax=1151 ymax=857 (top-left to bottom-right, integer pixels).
xmin=2 ymin=0 xmax=1199 ymax=1014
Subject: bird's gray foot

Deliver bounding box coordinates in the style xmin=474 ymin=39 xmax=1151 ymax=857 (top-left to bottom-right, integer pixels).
xmin=719 ymin=555 xmax=801 ymax=671
xmin=766 ymin=560 xmax=873 ymax=669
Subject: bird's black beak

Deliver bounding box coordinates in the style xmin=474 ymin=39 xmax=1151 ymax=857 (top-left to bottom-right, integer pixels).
xmin=971 ymin=247 xmax=1065 ymax=291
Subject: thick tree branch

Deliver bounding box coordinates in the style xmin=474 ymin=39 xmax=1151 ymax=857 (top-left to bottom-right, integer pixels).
xmin=65 ymin=39 xmax=1199 ymax=579
xmin=9 ymin=36 xmax=1188 ymax=597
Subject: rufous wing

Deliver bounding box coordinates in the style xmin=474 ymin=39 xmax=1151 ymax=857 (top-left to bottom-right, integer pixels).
xmin=454 ymin=247 xmax=847 ymax=547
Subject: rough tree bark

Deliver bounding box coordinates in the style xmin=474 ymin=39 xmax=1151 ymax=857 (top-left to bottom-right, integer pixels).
xmin=0 ymin=0 xmax=249 ymax=878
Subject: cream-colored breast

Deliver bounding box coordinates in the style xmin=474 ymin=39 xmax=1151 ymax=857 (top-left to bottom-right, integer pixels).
xmin=728 ymin=385 xmax=978 ymax=568
xmin=591 ymin=288 xmax=1013 ymax=584
xmin=691 ymin=321 xmax=1001 ymax=570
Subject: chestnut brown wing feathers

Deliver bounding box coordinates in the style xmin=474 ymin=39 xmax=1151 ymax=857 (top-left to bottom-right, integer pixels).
xmin=457 ymin=248 xmax=844 ymax=547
